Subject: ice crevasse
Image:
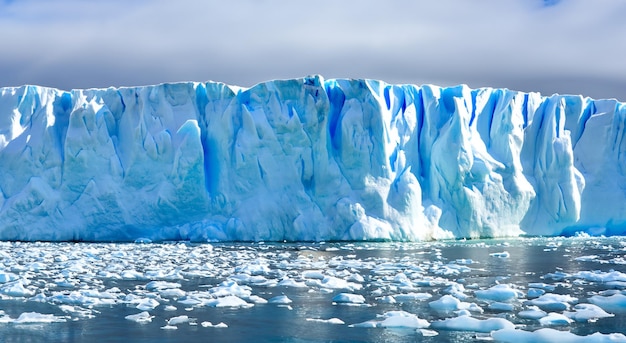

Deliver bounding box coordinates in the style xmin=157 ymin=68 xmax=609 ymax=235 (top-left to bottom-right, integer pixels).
xmin=0 ymin=75 xmax=625 ymax=242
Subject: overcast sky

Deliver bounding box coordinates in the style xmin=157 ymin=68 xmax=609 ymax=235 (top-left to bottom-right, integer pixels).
xmin=1 ymin=0 xmax=625 ymax=100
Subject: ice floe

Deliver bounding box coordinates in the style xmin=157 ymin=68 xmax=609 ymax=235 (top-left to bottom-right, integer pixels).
xmin=306 ymin=318 xmax=345 ymax=324
xmin=589 ymin=293 xmax=626 ymax=313
xmin=125 ymin=311 xmax=154 ymax=324
xmin=331 ymin=293 xmax=365 ymax=304
xmin=431 ymin=315 xmax=515 ymax=332
xmin=350 ymin=311 xmax=429 ymax=329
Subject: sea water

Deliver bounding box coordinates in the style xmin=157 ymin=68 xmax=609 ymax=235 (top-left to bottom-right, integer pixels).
xmin=0 ymin=237 xmax=625 ymax=342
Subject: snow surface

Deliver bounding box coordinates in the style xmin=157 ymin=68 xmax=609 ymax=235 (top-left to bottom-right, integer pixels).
xmin=1 ymin=76 xmax=626 ymax=242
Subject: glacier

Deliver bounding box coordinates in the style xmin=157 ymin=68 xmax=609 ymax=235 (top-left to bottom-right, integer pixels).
xmin=0 ymin=75 xmax=625 ymax=242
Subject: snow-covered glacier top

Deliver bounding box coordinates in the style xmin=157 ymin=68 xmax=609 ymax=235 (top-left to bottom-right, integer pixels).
xmin=0 ymin=76 xmax=625 ymax=242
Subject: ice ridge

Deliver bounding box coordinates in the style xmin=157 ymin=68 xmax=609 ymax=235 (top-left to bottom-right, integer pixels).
xmin=0 ymin=75 xmax=625 ymax=242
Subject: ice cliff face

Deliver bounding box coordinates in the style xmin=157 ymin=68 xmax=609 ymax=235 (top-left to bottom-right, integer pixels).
xmin=0 ymin=76 xmax=625 ymax=242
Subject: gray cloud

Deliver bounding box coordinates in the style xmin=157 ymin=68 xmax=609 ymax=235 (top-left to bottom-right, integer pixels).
xmin=0 ymin=0 xmax=625 ymax=100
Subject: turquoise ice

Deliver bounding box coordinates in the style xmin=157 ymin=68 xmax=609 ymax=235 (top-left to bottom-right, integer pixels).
xmin=0 ymin=76 xmax=625 ymax=241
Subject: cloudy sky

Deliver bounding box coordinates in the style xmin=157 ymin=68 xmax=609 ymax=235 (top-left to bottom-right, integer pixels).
xmin=1 ymin=0 xmax=625 ymax=100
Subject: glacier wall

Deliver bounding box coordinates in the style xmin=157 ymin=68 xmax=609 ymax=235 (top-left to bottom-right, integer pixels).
xmin=0 ymin=76 xmax=625 ymax=242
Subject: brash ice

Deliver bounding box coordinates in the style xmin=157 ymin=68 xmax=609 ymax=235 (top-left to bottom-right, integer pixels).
xmin=0 ymin=76 xmax=625 ymax=242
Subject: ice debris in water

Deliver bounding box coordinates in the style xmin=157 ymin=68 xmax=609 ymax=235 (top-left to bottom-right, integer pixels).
xmin=475 ymin=284 xmax=523 ymax=302
xmin=431 ymin=315 xmax=515 ymax=332
xmin=0 ymin=239 xmax=625 ymax=339
xmin=524 ymin=293 xmax=578 ymax=311
xmin=0 ymin=312 xmax=66 ymax=324
xmin=589 ymin=294 xmax=626 ymax=313
xmin=201 ymin=321 xmax=228 ymax=328
xmin=306 ymin=318 xmax=345 ymax=325
xmin=428 ymin=295 xmax=482 ymax=313
xmin=565 ymin=304 xmax=614 ymax=322
xmin=332 ymin=293 xmax=365 ymax=304
xmin=538 ymin=312 xmax=573 ymax=326
xmin=125 ymin=312 xmax=154 ymax=324
xmin=350 ymin=311 xmax=429 ymax=329
xmin=268 ymin=295 xmax=292 ymax=305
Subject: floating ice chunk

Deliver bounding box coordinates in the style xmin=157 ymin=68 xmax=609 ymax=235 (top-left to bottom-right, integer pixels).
xmin=607 ymin=281 xmax=626 ymax=288
xmin=0 ymin=272 xmax=19 ymax=283
xmin=350 ymin=311 xmax=429 ymax=329
xmin=231 ymin=274 xmax=269 ymax=284
xmin=571 ymin=270 xmax=626 ymax=283
xmin=489 ymin=252 xmax=510 ymax=258
xmin=319 ymin=276 xmax=362 ymax=291
xmin=589 ymin=293 xmax=626 ymax=313
xmin=488 ymin=302 xmax=515 ymax=312
xmin=394 ymin=292 xmax=433 ymax=302
xmin=433 ymin=263 xmax=471 ymax=276
xmin=565 ymin=303 xmax=614 ymax=322
xmin=332 ymin=293 xmax=365 ymax=304
xmin=167 ymin=315 xmax=193 ymax=326
xmin=543 ymin=271 xmax=570 ymax=281
xmin=444 ymin=283 xmax=469 ymax=300
xmin=431 ymin=315 xmax=514 ymax=332
xmin=144 ymin=269 xmax=184 ymax=280
xmin=246 ymin=295 xmax=268 ymax=304
xmin=14 ymin=312 xmax=66 ymax=324
xmin=525 ymin=293 xmax=578 ymax=311
xmin=475 ymin=284 xmax=523 ymax=302
xmin=527 ymin=288 xmax=546 ymax=298
xmin=419 ymin=329 xmax=439 ymax=337
xmin=209 ymin=281 xmax=252 ymax=298
xmin=125 ymin=311 xmax=154 ymax=324
xmin=528 ymin=283 xmax=556 ymax=291
xmin=429 ymin=295 xmax=481 ymax=313
xmin=201 ymin=321 xmax=228 ymax=328
xmin=268 ymin=295 xmax=293 ymax=304
xmin=1 ymin=281 xmax=35 ymax=297
xmin=235 ymin=263 xmax=271 ymax=276
xmin=0 ymin=313 xmax=12 ymax=324
xmin=539 ymin=312 xmax=573 ymax=326
xmin=302 ymin=270 xmax=326 ymax=280
xmin=347 ymin=273 xmax=365 ymax=283
xmin=136 ymin=298 xmax=160 ymax=311
xmin=306 ymin=318 xmax=345 ymax=324
xmin=145 ymin=281 xmax=182 ymax=291
xmin=48 ymin=291 xmax=102 ymax=307
xmin=377 ymin=295 xmax=396 ymax=304
xmin=159 ymin=288 xmax=186 ymax=298
xmin=392 ymin=273 xmax=412 ymax=285
xmin=277 ymin=278 xmax=307 ymax=288
xmin=491 ymin=328 xmax=626 ymax=343
xmin=205 ymin=295 xmax=252 ymax=308
xmin=429 ymin=295 xmax=461 ymax=311
xmin=58 ymin=305 xmax=96 ymax=318
xmin=177 ymin=297 xmax=202 ymax=306
xmin=518 ymin=307 xmax=547 ymax=320
xmin=574 ymin=255 xmax=599 ymax=262
xmin=161 ymin=325 xmax=177 ymax=330
xmin=120 ymin=270 xmax=145 ymax=280
xmin=164 ymin=305 xmax=177 ymax=311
